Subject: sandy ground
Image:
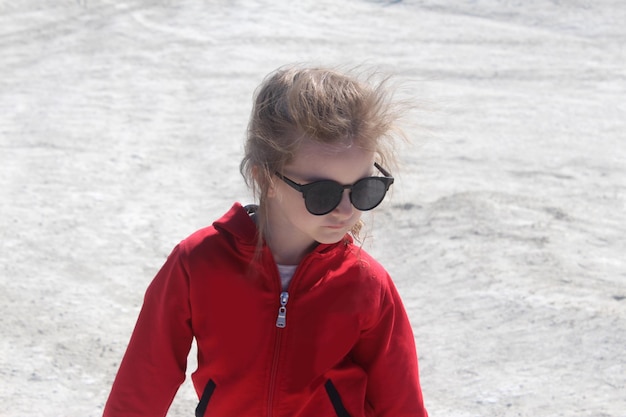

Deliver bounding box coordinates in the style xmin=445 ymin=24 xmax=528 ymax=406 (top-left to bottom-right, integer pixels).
xmin=1 ymin=1 xmax=625 ymax=416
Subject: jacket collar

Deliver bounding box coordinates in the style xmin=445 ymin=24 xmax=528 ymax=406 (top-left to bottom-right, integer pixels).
xmin=212 ymin=203 xmax=259 ymax=247
xmin=212 ymin=203 xmax=353 ymax=256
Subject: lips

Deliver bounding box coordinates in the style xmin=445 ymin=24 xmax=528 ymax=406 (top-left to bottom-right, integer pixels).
xmin=325 ymin=224 xmax=348 ymax=230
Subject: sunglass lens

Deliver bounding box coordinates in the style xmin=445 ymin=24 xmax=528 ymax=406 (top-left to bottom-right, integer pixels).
xmin=304 ymin=181 xmax=343 ymax=215
xmin=351 ymin=178 xmax=388 ymax=211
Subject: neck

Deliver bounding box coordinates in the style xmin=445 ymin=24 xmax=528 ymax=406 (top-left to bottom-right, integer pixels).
xmin=262 ymin=207 xmax=318 ymax=265
xmin=265 ymin=229 xmax=318 ymax=265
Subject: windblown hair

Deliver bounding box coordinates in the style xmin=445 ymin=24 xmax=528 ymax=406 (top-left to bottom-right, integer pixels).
xmin=240 ymin=65 xmax=407 ymax=245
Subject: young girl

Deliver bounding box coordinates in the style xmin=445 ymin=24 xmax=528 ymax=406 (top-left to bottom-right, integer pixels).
xmin=103 ymin=65 xmax=428 ymax=417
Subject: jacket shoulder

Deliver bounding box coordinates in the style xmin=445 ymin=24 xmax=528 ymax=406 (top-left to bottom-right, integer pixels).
xmin=344 ymin=244 xmax=390 ymax=279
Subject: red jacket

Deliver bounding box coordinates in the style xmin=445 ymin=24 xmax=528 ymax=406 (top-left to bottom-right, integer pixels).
xmin=103 ymin=203 xmax=428 ymax=417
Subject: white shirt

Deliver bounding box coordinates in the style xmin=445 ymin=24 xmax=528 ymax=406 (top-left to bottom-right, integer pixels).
xmin=277 ymin=264 xmax=298 ymax=290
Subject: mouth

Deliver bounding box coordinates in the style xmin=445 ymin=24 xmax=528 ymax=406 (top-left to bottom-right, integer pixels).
xmin=324 ymin=224 xmax=348 ymax=230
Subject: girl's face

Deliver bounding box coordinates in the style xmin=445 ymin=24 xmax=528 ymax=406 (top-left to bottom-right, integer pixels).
xmin=265 ymin=137 xmax=375 ymax=264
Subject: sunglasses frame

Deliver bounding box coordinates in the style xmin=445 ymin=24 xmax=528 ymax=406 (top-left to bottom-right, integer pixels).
xmin=274 ymin=163 xmax=394 ymax=215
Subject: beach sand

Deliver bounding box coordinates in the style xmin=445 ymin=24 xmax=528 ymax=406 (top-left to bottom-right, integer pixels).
xmin=1 ymin=1 xmax=625 ymax=415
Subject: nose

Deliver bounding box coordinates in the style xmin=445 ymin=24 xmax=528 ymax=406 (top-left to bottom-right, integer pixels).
xmin=332 ymin=190 xmax=353 ymax=216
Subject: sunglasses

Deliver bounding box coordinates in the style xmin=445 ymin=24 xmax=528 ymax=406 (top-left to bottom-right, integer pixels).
xmin=274 ymin=163 xmax=394 ymax=215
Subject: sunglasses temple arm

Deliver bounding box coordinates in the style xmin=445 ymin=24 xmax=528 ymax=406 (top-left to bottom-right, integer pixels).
xmin=374 ymin=162 xmax=393 ymax=178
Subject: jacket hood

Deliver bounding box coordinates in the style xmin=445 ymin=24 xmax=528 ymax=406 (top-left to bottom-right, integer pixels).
xmin=211 ymin=203 xmax=259 ymax=247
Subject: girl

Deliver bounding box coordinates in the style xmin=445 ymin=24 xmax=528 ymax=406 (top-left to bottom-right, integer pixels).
xmin=103 ymin=65 xmax=428 ymax=417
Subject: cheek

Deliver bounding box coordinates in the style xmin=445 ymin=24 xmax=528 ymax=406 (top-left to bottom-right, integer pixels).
xmin=271 ymin=183 xmax=306 ymax=213
xmin=287 ymin=192 xmax=309 ymax=215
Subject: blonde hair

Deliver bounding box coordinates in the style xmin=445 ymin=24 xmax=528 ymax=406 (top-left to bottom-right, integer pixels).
xmin=240 ymin=65 xmax=407 ymax=246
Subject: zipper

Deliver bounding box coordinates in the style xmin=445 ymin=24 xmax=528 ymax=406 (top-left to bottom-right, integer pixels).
xmin=267 ymin=251 xmax=314 ymax=415
xmin=267 ymin=291 xmax=289 ymax=416
xmin=275 ymin=291 xmax=289 ymax=328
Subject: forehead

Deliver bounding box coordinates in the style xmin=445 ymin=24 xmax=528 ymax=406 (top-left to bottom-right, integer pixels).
xmin=286 ymin=138 xmax=375 ymax=182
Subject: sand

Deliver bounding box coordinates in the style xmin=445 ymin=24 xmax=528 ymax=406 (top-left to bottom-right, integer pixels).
xmin=1 ymin=1 xmax=625 ymax=416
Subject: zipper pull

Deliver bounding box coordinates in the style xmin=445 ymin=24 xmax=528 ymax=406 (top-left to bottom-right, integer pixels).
xmin=275 ymin=291 xmax=289 ymax=328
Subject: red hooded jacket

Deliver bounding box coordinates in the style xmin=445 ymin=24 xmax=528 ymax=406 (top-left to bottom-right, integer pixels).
xmin=103 ymin=203 xmax=428 ymax=417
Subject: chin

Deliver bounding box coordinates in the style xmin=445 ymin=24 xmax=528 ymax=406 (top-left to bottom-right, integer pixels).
xmin=315 ymin=232 xmax=349 ymax=245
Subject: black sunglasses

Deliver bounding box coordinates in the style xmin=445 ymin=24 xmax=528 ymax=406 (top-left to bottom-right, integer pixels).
xmin=274 ymin=163 xmax=394 ymax=215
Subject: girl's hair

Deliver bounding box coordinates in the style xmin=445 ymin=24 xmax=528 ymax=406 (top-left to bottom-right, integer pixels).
xmin=240 ymin=65 xmax=407 ymax=246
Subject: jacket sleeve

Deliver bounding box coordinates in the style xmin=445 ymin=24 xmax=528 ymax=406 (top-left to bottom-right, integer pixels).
xmin=103 ymin=244 xmax=194 ymax=417
xmin=351 ymin=273 xmax=428 ymax=417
